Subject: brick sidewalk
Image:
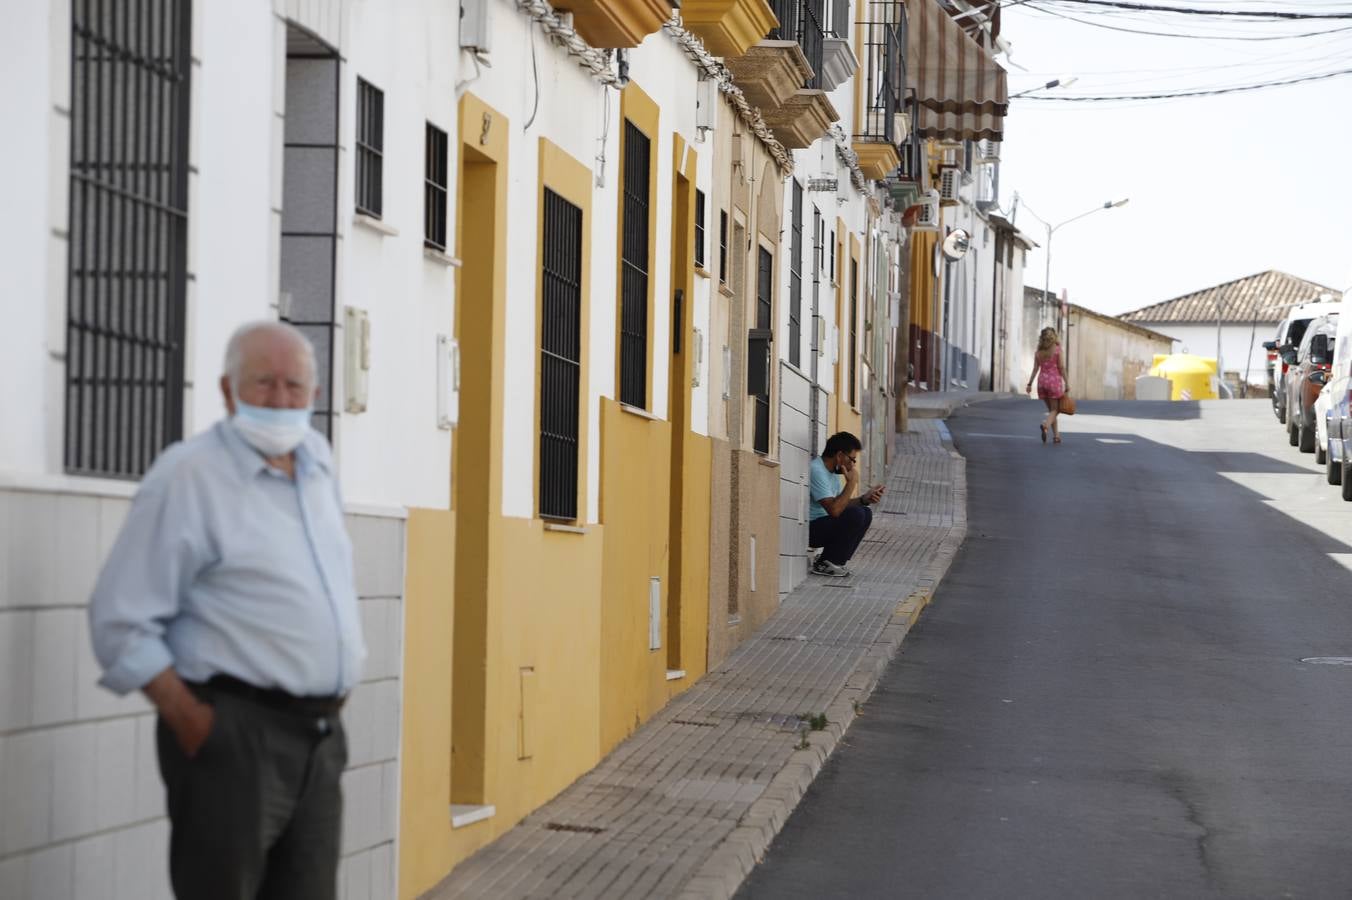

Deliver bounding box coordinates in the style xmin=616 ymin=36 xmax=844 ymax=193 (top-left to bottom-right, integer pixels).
xmin=426 ymin=420 xmax=967 ymax=900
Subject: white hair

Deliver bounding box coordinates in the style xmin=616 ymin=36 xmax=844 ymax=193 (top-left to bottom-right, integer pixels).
xmin=222 ymin=320 xmax=318 ymax=389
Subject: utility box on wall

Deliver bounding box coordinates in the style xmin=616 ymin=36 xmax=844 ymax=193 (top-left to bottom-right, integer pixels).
xmin=344 ymin=306 xmax=371 ymax=414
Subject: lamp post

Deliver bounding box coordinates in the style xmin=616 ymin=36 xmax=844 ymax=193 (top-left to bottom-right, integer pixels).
xmin=1017 ymin=197 xmax=1129 ymax=330
xmin=1008 ymin=76 xmax=1078 ymax=100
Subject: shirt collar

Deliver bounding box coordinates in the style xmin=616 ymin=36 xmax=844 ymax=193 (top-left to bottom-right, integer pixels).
xmin=214 ymin=419 xmax=335 ymax=481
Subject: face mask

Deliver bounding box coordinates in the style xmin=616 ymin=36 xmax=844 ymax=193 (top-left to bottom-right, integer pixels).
xmin=231 ymin=399 xmax=312 ymax=457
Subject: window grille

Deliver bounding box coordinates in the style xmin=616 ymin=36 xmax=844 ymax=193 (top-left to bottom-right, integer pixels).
xmin=694 ymin=189 xmax=707 ymax=270
xmin=769 ymin=0 xmax=826 ymax=89
xmin=719 ymin=210 xmax=729 ymax=285
xmin=789 ymin=180 xmax=803 ymax=368
xmin=424 ymin=123 xmax=449 ymax=250
xmin=355 ymin=78 xmax=384 ymax=217
xmin=66 ymin=0 xmax=192 ymax=478
xmin=619 ymin=120 xmax=650 ymax=409
xmin=750 ymin=247 xmax=774 ymax=454
xmin=279 ymin=35 xmax=340 ymax=438
xmin=540 ymin=189 xmax=583 ymax=521
xmin=849 ymin=257 xmax=859 ymax=405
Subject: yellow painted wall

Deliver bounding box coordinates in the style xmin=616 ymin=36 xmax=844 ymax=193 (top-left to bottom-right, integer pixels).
xmin=599 ymin=399 xmax=675 ymax=751
xmin=674 ymin=429 xmax=712 ymax=687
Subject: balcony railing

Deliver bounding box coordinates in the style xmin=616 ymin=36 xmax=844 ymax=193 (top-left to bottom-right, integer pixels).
xmin=768 ymin=0 xmax=826 ymax=88
xmin=826 ymin=0 xmax=848 ymax=37
xmin=897 ymin=100 xmax=923 ymax=180
xmin=853 ymin=0 xmax=904 ymax=145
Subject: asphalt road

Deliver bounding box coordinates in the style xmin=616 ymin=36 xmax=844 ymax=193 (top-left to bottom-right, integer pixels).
xmin=737 ymin=397 xmax=1352 ymax=900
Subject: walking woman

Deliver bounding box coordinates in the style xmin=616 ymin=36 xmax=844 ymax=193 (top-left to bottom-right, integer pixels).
xmin=1027 ymin=327 xmax=1069 ymax=444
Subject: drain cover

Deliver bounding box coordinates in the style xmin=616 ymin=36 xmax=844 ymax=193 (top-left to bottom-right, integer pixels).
xmin=1301 ymin=657 xmax=1352 ymax=666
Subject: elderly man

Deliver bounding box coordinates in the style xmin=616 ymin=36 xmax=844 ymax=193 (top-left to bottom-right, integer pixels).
xmin=90 ymin=320 xmax=364 ymax=900
xmin=808 ymin=431 xmax=884 ymax=577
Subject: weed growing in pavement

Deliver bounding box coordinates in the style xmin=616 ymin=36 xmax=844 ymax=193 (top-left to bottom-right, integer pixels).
xmin=800 ymin=712 xmax=828 ymax=731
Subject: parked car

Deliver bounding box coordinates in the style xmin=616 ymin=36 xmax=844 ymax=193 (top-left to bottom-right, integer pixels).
xmin=1267 ymin=301 xmax=1337 ymax=423
xmin=1320 ymin=296 xmax=1352 ymax=494
xmin=1284 ymin=314 xmax=1337 ymax=452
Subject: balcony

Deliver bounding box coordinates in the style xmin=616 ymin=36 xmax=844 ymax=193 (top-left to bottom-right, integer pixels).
xmin=760 ymin=89 xmax=839 ymax=149
xmin=818 ymin=0 xmax=858 ymax=92
xmin=681 ymin=0 xmax=779 ymax=58
xmin=724 ymin=40 xmax=813 ymax=111
xmin=723 ymin=0 xmax=838 ymax=147
xmin=851 ymin=0 xmax=904 ymax=179
xmin=553 ymin=0 xmax=674 ymax=48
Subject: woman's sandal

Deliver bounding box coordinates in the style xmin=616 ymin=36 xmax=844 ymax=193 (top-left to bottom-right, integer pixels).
xmin=1053 ymin=435 xmax=1062 ymax=444
xmin=1040 ymin=424 xmax=1047 ymax=443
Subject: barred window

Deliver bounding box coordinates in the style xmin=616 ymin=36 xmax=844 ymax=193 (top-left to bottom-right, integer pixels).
xmin=424 ymin=123 xmax=449 ymax=250
xmin=355 ymin=78 xmax=384 ymax=217
xmin=750 ymin=247 xmax=774 ymax=454
xmin=66 ymin=0 xmax=192 ymax=478
xmin=788 ymin=180 xmax=803 ymax=368
xmin=719 ymin=210 xmax=729 ymax=285
xmin=849 ymin=256 xmax=859 ymax=405
xmin=694 ymin=189 xmax=707 ymax=270
xmin=619 ymin=120 xmax=650 ymax=409
xmin=540 ymin=189 xmax=583 ymax=521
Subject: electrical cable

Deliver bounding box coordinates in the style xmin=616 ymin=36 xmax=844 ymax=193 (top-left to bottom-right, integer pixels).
xmin=1026 ymin=2 xmax=1352 ymax=38
xmin=1016 ymin=64 xmax=1352 ymax=98
xmin=1030 ymin=0 xmax=1352 ymax=19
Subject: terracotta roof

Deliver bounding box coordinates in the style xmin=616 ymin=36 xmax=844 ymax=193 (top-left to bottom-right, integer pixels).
xmin=1119 ymin=270 xmax=1340 ymax=325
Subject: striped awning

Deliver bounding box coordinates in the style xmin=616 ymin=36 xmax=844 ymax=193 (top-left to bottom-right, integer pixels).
xmin=907 ymin=0 xmax=1008 ymax=142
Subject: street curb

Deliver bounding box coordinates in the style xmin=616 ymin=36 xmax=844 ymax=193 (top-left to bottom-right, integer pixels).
xmin=676 ymin=443 xmax=969 ymax=900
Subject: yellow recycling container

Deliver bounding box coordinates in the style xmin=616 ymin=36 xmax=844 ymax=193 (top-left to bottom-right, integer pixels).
xmin=1149 ymin=354 xmax=1217 ymax=401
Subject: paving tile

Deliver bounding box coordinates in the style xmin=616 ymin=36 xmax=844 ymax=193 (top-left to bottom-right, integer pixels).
xmin=427 ymin=421 xmax=966 ymax=899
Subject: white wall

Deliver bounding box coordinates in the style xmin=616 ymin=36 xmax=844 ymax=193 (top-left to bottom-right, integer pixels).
xmin=0 ymin=0 xmax=56 ymax=478
xmin=1141 ymin=323 xmax=1262 ymax=385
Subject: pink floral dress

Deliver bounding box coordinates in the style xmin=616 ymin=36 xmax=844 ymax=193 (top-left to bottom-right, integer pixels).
xmin=1037 ymin=347 xmax=1065 ymax=400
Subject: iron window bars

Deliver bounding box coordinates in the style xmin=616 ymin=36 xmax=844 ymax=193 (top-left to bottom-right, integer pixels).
xmin=355 ymin=78 xmax=384 ymax=217
xmin=694 ymin=189 xmax=707 ymax=270
xmin=66 ymin=0 xmax=192 ymax=478
xmin=768 ymin=0 xmax=827 ymax=89
xmin=719 ymin=210 xmax=729 ymax=285
xmin=279 ymin=34 xmax=340 ymax=439
xmin=425 ymin=123 xmax=449 ymax=250
xmin=750 ymin=247 xmax=774 ymax=454
xmin=540 ymin=189 xmax=583 ymax=521
xmin=788 ymin=180 xmax=803 ymax=369
xmin=619 ymin=120 xmax=650 ymax=409
xmin=853 ymin=0 xmax=905 ymax=152
xmin=849 ymin=256 xmax=859 ymax=405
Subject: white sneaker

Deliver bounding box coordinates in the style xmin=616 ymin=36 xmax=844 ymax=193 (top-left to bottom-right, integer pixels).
xmin=811 ymin=558 xmax=850 ymax=577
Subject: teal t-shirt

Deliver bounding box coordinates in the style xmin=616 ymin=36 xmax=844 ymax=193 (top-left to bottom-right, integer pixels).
xmin=808 ymin=455 xmax=842 ymax=522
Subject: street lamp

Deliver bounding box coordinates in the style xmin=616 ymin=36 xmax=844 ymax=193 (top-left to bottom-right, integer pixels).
xmin=1017 ymin=197 xmax=1129 ymax=329
xmin=1009 ymin=76 xmax=1078 ymax=100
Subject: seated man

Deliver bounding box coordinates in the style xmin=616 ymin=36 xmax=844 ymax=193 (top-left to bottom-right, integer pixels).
xmin=808 ymin=431 xmax=884 ymax=577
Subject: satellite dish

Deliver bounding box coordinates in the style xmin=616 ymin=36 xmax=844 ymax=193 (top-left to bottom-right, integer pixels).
xmin=941 ymin=228 xmax=971 ymax=262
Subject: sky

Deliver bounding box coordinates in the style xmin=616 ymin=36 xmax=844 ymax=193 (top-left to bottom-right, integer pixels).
xmin=992 ymin=0 xmax=1352 ymax=317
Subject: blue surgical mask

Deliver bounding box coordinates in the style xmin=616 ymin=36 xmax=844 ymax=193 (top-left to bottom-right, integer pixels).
xmin=231 ymin=399 xmax=312 ymax=457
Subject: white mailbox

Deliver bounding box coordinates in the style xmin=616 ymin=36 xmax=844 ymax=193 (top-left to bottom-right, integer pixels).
xmin=343 ymin=306 xmax=370 ymax=414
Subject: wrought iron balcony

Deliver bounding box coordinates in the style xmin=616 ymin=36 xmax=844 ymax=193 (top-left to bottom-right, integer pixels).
xmin=768 ymin=0 xmax=826 ymax=88
xmin=851 ymin=0 xmax=905 ymax=179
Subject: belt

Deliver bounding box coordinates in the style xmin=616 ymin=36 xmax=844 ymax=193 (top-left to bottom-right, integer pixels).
xmin=204 ymin=674 xmax=346 ymax=717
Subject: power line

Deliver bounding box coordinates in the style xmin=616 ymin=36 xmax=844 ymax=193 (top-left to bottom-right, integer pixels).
xmin=1016 ymin=65 xmax=1352 ymax=98
xmin=1037 ymin=0 xmax=1352 ymax=18
xmin=1027 ymin=2 xmax=1352 ymax=38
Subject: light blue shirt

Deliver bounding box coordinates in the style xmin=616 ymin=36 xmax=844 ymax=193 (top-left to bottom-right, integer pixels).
xmin=89 ymin=420 xmax=366 ymax=698
xmin=808 ymin=455 xmax=842 ymax=522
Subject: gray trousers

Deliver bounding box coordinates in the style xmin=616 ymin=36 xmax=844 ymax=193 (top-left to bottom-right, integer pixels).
xmin=156 ymin=685 xmax=347 ymax=900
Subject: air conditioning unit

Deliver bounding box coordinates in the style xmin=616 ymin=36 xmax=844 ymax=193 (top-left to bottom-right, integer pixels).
xmin=460 ymin=0 xmax=492 ymax=52
xmin=938 ymin=166 xmax=962 ymax=204
xmin=913 ymin=190 xmax=940 ymax=232
xmin=978 ymin=139 xmax=1001 ymax=163
xmin=696 ymin=75 xmax=718 ymax=132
